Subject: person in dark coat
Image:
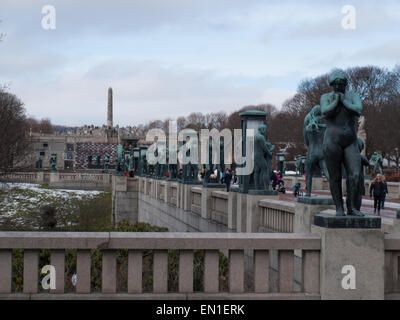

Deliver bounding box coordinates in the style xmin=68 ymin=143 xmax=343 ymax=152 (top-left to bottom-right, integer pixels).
xmin=369 ymin=174 xmax=386 ymax=215
xmin=224 ymin=168 xmax=233 ymax=192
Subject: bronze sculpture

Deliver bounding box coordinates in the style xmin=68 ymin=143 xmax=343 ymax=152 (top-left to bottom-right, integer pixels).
xmin=321 ymin=69 xmax=363 ymax=216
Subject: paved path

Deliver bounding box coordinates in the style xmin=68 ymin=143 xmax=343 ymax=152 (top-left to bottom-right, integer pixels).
xmin=279 ymin=190 xmax=399 ymax=219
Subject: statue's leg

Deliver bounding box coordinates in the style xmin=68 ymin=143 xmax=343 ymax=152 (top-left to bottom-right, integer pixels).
xmin=324 ymin=142 xmax=345 ymax=216
xmin=319 ymin=159 xmax=330 ymax=181
xmin=343 ymin=142 xmax=363 ymax=216
xmin=305 ymin=157 xmax=313 ymax=197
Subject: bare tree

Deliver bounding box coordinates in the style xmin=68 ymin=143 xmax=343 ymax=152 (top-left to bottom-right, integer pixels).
xmin=0 ymin=88 xmax=31 ymax=173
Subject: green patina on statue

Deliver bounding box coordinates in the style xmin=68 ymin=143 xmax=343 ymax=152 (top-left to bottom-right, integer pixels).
xmin=303 ymin=105 xmax=329 ymax=196
xmin=168 ymin=144 xmax=178 ymax=180
xmin=253 ymin=124 xmax=274 ymax=191
xmin=321 ymin=69 xmax=364 ymax=216
xmin=115 ymin=144 xmax=124 ymax=175
xmin=103 ymin=155 xmax=110 ymax=173
xmin=370 ymin=152 xmax=383 ymax=175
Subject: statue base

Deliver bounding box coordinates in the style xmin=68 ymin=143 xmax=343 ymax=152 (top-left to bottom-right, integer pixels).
xmin=297 ymin=196 xmax=334 ymax=205
xmin=203 ymin=182 xmax=225 ymax=188
xmin=182 ymin=180 xmax=202 ymax=185
xmin=248 ymin=189 xmax=278 ymax=196
xmin=314 ymin=213 xmax=381 ymax=229
xmin=230 ymin=186 xmax=240 ymax=193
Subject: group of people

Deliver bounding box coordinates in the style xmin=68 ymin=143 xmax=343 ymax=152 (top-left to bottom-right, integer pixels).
xmin=369 ymin=174 xmax=389 ymax=215
xmin=198 ymin=168 xmax=238 ymax=192
xmin=271 ymin=171 xmax=285 ymax=192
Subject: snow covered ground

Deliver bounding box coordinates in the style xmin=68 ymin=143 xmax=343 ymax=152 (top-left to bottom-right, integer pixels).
xmin=0 ymin=182 xmax=105 ymax=230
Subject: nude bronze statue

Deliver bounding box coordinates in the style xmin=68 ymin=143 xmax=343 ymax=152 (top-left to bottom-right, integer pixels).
xmin=321 ymin=69 xmax=364 ymax=216
xmin=253 ymin=124 xmax=274 ymax=191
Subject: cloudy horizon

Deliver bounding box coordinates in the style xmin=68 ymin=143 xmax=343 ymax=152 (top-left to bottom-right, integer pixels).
xmin=0 ymin=0 xmax=399 ymax=127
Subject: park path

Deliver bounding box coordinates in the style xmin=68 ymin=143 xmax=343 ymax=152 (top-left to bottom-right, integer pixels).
xmin=279 ymin=189 xmax=399 ymax=219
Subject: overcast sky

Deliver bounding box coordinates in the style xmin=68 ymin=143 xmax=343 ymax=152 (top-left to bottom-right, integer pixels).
xmin=0 ymin=0 xmax=399 ymax=126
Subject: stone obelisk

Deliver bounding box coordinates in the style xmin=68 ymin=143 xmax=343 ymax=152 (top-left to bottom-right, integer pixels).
xmin=107 ymin=87 xmax=113 ymax=128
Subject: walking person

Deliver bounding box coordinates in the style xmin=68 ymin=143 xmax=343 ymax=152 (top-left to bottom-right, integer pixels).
xmin=369 ymin=174 xmax=386 ymax=216
xmin=224 ymin=168 xmax=232 ymax=192
xmin=381 ymin=175 xmax=389 ymax=209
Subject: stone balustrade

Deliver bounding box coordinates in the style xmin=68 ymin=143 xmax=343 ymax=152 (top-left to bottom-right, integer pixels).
xmin=130 ymin=177 xmax=295 ymax=233
xmin=385 ymin=234 xmax=400 ymax=299
xmin=259 ymin=199 xmax=295 ymax=233
xmin=0 ymin=171 xmax=111 ymax=191
xmin=0 ymin=231 xmax=321 ymax=299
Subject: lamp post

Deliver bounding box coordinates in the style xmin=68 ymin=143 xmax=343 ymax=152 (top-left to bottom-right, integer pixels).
xmin=276 ymin=152 xmax=286 ymax=176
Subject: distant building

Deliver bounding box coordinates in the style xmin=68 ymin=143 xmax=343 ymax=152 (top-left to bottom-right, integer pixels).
xmin=24 ymin=88 xmax=143 ymax=171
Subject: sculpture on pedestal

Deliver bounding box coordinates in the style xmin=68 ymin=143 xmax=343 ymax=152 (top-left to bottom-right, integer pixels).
xmin=253 ymin=124 xmax=274 ymax=191
xmin=303 ymin=105 xmax=329 ymax=196
xmin=321 ymin=69 xmax=364 ymax=216
xmin=50 ymin=154 xmax=57 ymax=172
xmin=168 ymin=145 xmax=178 ymax=180
xmin=103 ymin=155 xmax=109 ymax=173
xmin=370 ymin=152 xmax=383 ymax=175
xmin=115 ymin=145 xmax=124 ymax=175
xmin=180 ymin=139 xmax=199 ymax=183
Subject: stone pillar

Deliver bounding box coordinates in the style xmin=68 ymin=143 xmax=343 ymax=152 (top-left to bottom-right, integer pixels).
xmin=228 ymin=190 xmax=238 ymax=230
xmin=143 ymin=177 xmax=148 ymax=195
xmin=312 ymin=214 xmax=384 ymax=300
xmin=107 ymin=87 xmax=113 ymax=128
xmin=49 ymin=172 xmax=59 ymax=186
xmin=183 ymin=184 xmax=193 ymax=212
xmin=246 ymin=193 xmax=279 ymax=233
xmin=112 ymin=175 xmax=138 ymax=225
xmin=294 ymin=197 xmax=335 ymax=234
xmin=202 ymin=185 xmax=224 ymax=220
xmin=179 ymin=182 xmax=184 ymax=209
xmin=236 ymin=193 xmax=247 ymax=233
xmin=37 ymin=171 xmax=44 ymax=184
xmin=163 ymin=181 xmax=171 ymax=203
xmin=103 ymin=173 xmax=111 ymax=190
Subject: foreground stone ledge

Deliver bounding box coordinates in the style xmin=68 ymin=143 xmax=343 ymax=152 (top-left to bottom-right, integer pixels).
xmin=0 ymin=232 xmax=321 ymax=250
xmin=0 ymin=292 xmax=321 ymax=300
xmin=0 ymin=232 xmax=109 ymax=249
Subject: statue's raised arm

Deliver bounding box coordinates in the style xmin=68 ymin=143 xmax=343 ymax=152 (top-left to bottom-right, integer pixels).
xmin=320 ymin=91 xmax=339 ymax=118
xmin=341 ymin=91 xmax=362 ymax=117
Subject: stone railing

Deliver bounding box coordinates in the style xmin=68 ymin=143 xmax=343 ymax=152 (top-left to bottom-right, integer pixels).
xmin=211 ymin=191 xmax=229 ymax=225
xmin=132 ymin=177 xmax=318 ymax=233
xmin=259 ymin=199 xmax=295 ymax=233
xmin=0 ymin=172 xmax=38 ymax=183
xmin=0 ymin=232 xmax=321 ymax=300
xmin=191 ymin=187 xmax=202 ymax=215
xmin=1 ymin=171 xmax=111 ymax=191
xmin=384 ymin=234 xmax=400 ymax=299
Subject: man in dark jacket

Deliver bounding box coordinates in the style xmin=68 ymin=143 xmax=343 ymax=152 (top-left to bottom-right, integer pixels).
xmin=370 ymin=174 xmax=386 ymax=215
